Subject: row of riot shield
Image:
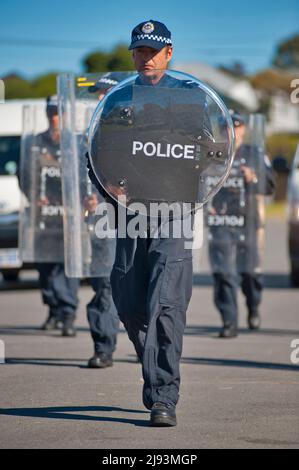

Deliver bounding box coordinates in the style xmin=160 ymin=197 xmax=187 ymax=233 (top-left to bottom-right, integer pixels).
xmin=18 ymin=69 xmax=267 ymax=280
xmin=19 ymin=72 xmax=133 ymax=276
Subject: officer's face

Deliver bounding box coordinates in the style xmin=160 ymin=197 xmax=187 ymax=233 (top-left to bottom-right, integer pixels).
xmin=47 ymin=112 xmax=60 ymax=142
xmin=50 ymin=113 xmax=59 ymax=130
xmin=132 ymin=46 xmax=173 ymax=80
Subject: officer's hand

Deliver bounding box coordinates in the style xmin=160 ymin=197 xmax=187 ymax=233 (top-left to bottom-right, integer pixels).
xmin=209 ymin=206 xmax=217 ymax=215
xmin=106 ymin=182 xmax=130 ymax=201
xmin=37 ymin=197 xmax=49 ymax=206
xmin=83 ymin=194 xmax=98 ymax=213
xmin=240 ymin=165 xmax=258 ymax=184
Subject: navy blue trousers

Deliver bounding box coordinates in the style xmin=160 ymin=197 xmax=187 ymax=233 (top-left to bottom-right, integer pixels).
xmin=37 ymin=263 xmax=79 ymax=320
xmin=212 ymin=272 xmax=263 ymax=327
xmin=209 ymin=227 xmax=263 ymax=327
xmin=110 ymin=217 xmax=193 ymax=410
xmin=87 ymin=277 xmax=119 ymax=357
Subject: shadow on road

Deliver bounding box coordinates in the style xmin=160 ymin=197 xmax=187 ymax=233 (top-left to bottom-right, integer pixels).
xmin=1 ymin=324 xmax=297 ymax=339
xmin=193 ymin=273 xmax=294 ymax=289
xmin=184 ymin=325 xmax=299 ymax=337
xmin=0 ymin=326 xmax=126 ymax=336
xmin=181 ymin=356 xmax=299 ymax=372
xmin=5 ymin=356 xmax=139 ymax=367
xmin=5 ymin=354 xmax=297 ymax=372
xmin=0 ymin=280 xmax=39 ymax=291
xmin=1 ymin=273 xmax=296 ymax=291
xmin=0 ymin=405 xmax=149 ymax=427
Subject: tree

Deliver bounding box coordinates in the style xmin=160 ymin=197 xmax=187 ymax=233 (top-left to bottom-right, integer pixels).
xmin=4 ymin=43 xmax=135 ymax=99
xmin=3 ymin=74 xmax=33 ymax=99
xmin=107 ymin=45 xmax=134 ymax=71
xmin=250 ymin=68 xmax=295 ymax=93
xmin=31 ymin=72 xmax=58 ymax=98
xmin=273 ymin=33 xmax=299 ymax=70
xmin=82 ymin=50 xmax=109 ymax=73
xmin=83 ymin=43 xmax=134 ymax=73
xmin=3 ymin=72 xmax=59 ymax=99
xmin=218 ymin=62 xmax=247 ymax=78
xmin=249 ymin=68 xmax=296 ymax=117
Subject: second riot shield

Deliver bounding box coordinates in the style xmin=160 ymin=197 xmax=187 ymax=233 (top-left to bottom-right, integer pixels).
xmin=207 ymin=113 xmax=267 ymax=275
xmin=58 ymin=72 xmax=134 ymax=277
xmin=19 ymin=102 xmax=64 ymax=263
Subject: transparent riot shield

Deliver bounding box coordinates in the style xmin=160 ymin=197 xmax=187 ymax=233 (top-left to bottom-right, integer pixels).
xmin=19 ymin=104 xmax=64 ymax=263
xmin=58 ymin=72 xmax=134 ymax=277
xmin=207 ymin=113 xmax=267 ymax=275
xmin=288 ymin=143 xmax=299 ymax=205
xmin=88 ymin=70 xmax=235 ymax=219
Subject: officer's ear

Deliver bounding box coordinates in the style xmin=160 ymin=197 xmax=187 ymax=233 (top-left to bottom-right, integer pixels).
xmin=165 ymin=46 xmax=173 ymax=62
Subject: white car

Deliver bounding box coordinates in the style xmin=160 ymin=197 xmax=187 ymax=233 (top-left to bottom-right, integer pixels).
xmin=0 ymin=99 xmax=47 ymax=281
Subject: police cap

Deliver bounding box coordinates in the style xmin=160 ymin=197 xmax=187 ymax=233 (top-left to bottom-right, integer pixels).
xmin=128 ymin=20 xmax=172 ymax=51
xmin=88 ymin=72 xmax=123 ymax=93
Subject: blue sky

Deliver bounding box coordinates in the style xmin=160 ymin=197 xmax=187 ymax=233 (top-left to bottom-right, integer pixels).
xmin=1 ymin=0 xmax=298 ymax=78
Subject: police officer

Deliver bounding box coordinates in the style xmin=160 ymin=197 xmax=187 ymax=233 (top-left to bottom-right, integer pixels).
xmin=35 ymin=96 xmax=80 ymax=336
xmin=87 ymin=20 xmax=208 ymax=426
xmin=208 ymin=112 xmax=275 ymax=338
xmin=84 ymin=75 xmax=121 ymax=368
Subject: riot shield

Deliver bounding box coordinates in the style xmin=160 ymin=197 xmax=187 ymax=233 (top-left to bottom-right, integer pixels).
xmin=207 ymin=113 xmax=267 ymax=275
xmin=88 ymin=70 xmax=235 ymax=219
xmin=58 ymin=72 xmax=134 ymax=277
xmin=288 ymin=143 xmax=299 ymax=204
xmin=19 ymin=103 xmax=64 ymax=263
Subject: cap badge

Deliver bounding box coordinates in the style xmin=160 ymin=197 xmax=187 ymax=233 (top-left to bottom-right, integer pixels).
xmin=142 ymin=22 xmax=155 ymax=34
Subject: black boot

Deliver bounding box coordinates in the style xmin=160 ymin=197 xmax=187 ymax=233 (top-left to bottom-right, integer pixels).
xmin=248 ymin=311 xmax=261 ymax=330
xmin=87 ymin=352 xmax=113 ymax=368
xmin=41 ymin=315 xmax=60 ymax=331
xmin=150 ymin=402 xmax=177 ymax=427
xmin=219 ymin=323 xmax=238 ymax=338
xmin=62 ymin=318 xmax=76 ymax=337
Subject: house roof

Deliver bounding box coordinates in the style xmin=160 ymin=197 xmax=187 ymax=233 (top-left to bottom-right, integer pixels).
xmin=173 ymin=62 xmax=259 ymax=111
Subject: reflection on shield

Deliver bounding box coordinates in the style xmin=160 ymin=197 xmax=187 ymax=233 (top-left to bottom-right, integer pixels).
xmin=207 ymin=113 xmax=267 ymax=274
xmin=57 ymin=72 xmax=134 ymax=277
xmin=19 ymin=104 xmax=64 ymax=263
xmin=89 ymin=70 xmax=235 ymax=217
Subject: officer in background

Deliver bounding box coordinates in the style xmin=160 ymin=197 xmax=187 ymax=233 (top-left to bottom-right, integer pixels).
xmin=208 ymin=112 xmax=275 ymax=338
xmin=87 ymin=20 xmax=211 ymax=426
xmin=83 ymin=75 xmax=122 ymax=368
xmin=35 ymin=96 xmax=80 ymax=336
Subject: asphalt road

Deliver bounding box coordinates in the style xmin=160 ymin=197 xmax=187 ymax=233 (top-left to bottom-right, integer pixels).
xmin=0 ymin=217 xmax=298 ymax=449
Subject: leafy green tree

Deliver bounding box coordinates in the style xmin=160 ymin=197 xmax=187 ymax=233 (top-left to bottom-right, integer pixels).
xmin=3 ymin=74 xmax=33 ymax=99
xmin=250 ymin=68 xmax=294 ymax=93
xmin=82 ymin=50 xmax=109 ymax=73
xmin=83 ymin=43 xmax=134 ymax=72
xmin=273 ymin=33 xmax=299 ymax=69
xmin=31 ymin=72 xmax=58 ymax=97
xmin=4 ymin=72 xmax=58 ymax=99
xmin=107 ymin=45 xmax=134 ymax=71
xmin=249 ymin=68 xmax=296 ymax=117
